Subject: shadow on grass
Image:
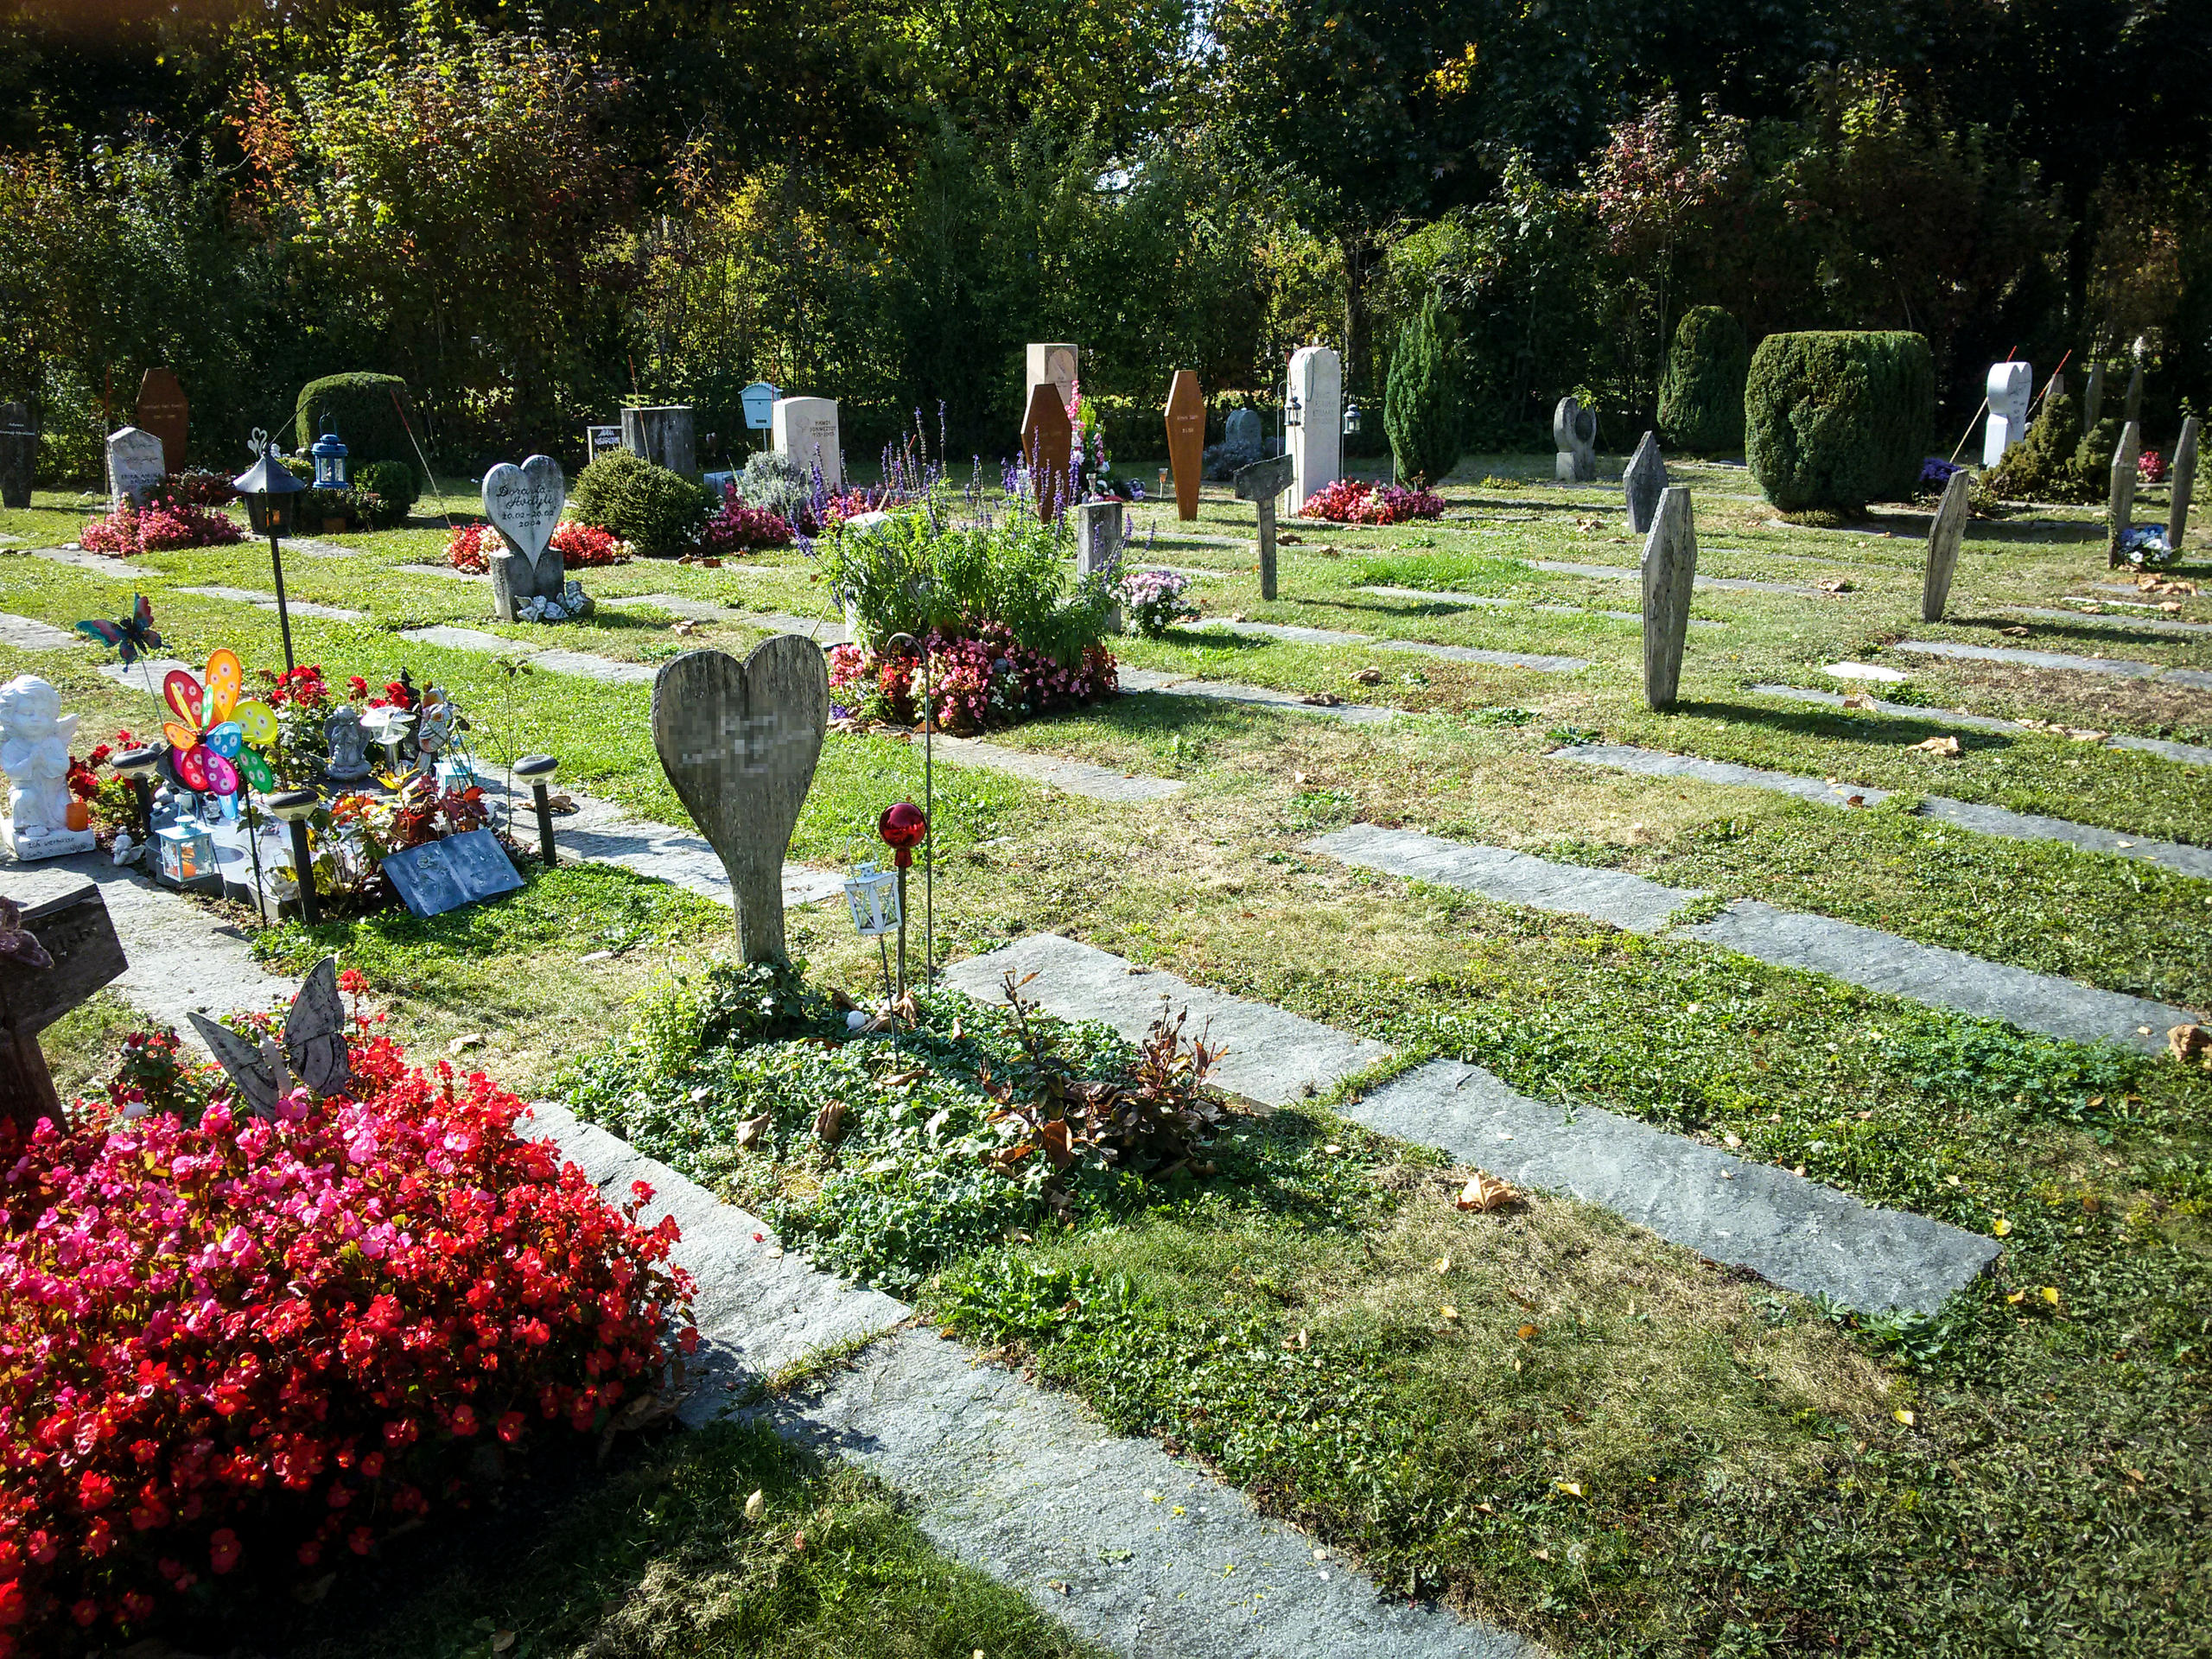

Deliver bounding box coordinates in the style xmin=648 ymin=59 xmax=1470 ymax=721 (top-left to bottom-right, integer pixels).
xmin=1665 ymin=697 xmax=2017 ymax=753
xmin=1945 ymin=613 xmax=2208 ymax=652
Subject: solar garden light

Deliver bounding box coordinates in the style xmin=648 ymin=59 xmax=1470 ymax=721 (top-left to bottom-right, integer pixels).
xmin=513 ymin=754 xmax=560 ymax=867
xmin=264 ymin=788 xmax=321 ymax=925
xmin=111 ymin=745 xmax=161 ymax=837
xmin=842 ymin=859 xmax=900 ymax=1010
xmin=231 ymin=429 xmax=309 ymax=673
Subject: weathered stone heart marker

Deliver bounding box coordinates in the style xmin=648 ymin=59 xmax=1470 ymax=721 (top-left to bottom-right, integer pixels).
xmin=1921 ymin=465 xmax=1972 ymax=621
xmin=482 ymin=454 xmax=567 ymax=621
xmin=652 ymin=637 xmax=828 ymax=962
xmin=1640 ymin=485 xmax=1698 ymax=710
xmin=1624 ymin=429 xmax=1667 ymax=533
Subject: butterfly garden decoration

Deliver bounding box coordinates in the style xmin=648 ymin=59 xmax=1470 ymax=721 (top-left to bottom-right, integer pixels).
xmin=187 ymin=957 xmax=354 ymax=1116
xmin=75 ymin=594 xmax=163 ymax=664
xmin=162 ymin=647 xmax=281 ymax=794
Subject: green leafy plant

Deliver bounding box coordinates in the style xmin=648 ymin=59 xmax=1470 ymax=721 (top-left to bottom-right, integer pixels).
xmin=571 ymin=451 xmax=712 ymax=557
xmin=1745 ymin=330 xmax=1935 ymax=512
xmin=1657 ymin=305 xmax=1749 ymax=454
xmin=350 ymin=457 xmax=421 ymax=515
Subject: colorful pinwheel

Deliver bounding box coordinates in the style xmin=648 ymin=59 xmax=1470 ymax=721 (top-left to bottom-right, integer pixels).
xmin=162 ymin=648 xmax=281 ymax=794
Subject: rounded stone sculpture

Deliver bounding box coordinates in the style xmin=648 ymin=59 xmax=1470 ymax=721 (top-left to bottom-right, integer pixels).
xmin=0 ymin=675 xmax=97 ymax=860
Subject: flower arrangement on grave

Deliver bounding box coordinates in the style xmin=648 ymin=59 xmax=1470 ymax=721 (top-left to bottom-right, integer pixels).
xmin=444 ymin=521 xmax=632 ymax=574
xmin=1918 ymin=456 xmax=1965 ymax=492
xmin=829 ymin=625 xmax=1117 ymax=733
xmin=696 ymin=491 xmax=795 ymax=556
xmin=1120 ymin=569 xmax=1200 ymax=638
xmin=78 ymin=493 xmax=247 ymax=556
xmin=1300 ymin=478 xmax=1446 ymax=524
xmin=254 ymin=664 xmax=340 ymax=781
xmin=0 ymin=1016 xmax=696 ymax=1656
xmin=63 ymin=739 xmax=136 ymax=836
xmin=2139 ymin=448 xmax=2168 ymax=484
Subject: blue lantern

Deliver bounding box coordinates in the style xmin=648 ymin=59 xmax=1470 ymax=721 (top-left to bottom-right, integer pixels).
xmin=310 ymin=421 xmax=350 ymax=488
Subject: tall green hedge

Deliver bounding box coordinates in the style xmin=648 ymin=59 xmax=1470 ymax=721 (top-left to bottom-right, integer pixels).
xmin=294 ymin=372 xmax=417 ymax=480
xmin=1383 ymin=294 xmax=1464 ymax=486
xmin=1745 ymin=332 xmax=1936 ymax=512
xmin=1656 ymin=307 xmax=1748 ymax=454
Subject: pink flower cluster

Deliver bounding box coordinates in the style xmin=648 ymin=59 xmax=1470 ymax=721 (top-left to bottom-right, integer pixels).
xmin=0 ymin=1033 xmax=696 ymax=1653
xmin=444 ymin=522 xmax=632 ymax=572
xmin=79 ymin=501 xmax=246 ymax=556
xmin=1301 ymin=480 xmax=1446 ymax=524
xmin=2139 ymin=448 xmax=2168 ymax=485
xmin=697 ymin=496 xmax=794 ymax=556
xmin=829 ymin=623 xmax=1116 ymax=733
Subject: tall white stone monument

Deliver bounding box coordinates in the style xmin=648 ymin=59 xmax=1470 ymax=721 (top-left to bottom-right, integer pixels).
xmin=772 ymin=397 xmax=843 ymax=489
xmin=105 ymin=427 xmax=167 ymax=508
xmin=1287 ymin=346 xmax=1342 ymax=510
xmin=1026 ymin=344 xmax=1079 ymax=418
xmin=1982 ymin=361 xmax=2033 ymax=467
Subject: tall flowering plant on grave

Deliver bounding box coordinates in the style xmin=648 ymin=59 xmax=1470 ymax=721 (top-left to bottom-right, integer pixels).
xmin=0 ymin=1027 xmax=697 ymax=1655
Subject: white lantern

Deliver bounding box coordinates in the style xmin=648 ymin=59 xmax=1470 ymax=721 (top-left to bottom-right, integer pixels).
xmin=842 ymin=861 xmax=899 ymax=937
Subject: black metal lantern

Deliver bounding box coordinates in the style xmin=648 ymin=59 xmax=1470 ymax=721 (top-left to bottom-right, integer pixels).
xmin=231 ymin=429 xmax=310 ymax=672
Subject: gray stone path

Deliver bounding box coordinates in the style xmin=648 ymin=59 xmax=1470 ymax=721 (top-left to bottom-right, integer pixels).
xmin=740 ymin=611 xmax=850 ymax=644
xmin=944 ymin=934 xmax=1998 ymax=1312
xmin=1552 ymin=743 xmax=2212 ymax=878
xmin=1897 ymin=639 xmax=2212 ymax=688
xmin=396 ymin=625 xmax=659 ymax=683
xmin=1528 ymin=558 xmax=1819 ymax=596
xmin=95 ymin=657 xmax=193 ymax=689
xmin=179 ymin=585 xmax=365 ymax=620
xmin=931 ymin=734 xmax=1186 ymax=803
xmin=23 ymin=545 xmax=137 ymax=574
xmin=3 ymin=851 xmax=1528 ymax=1658
xmin=2007 ymin=606 xmax=2212 ymax=636
xmin=287 ymin=537 xmax=357 ymax=561
xmin=1119 ymin=666 xmax=1395 ymax=725
xmin=0 ymin=612 xmax=82 ymax=649
xmin=945 ymin=933 xmax=1391 ymax=1104
xmin=1352 ymin=1061 xmax=1998 ymax=1314
xmin=1750 ymin=683 xmax=2212 ymax=768
xmin=603 ymin=592 xmax=728 ymax=621
xmin=1306 ymin=823 xmax=2194 ymax=1051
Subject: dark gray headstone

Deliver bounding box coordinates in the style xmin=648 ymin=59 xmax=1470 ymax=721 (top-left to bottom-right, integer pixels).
xmin=1640 ymin=486 xmax=1698 ymax=709
xmin=2123 ymin=355 xmax=2144 ymax=426
xmin=381 ymin=828 xmax=524 ymax=917
xmin=482 ymin=454 xmax=567 ymax=621
xmin=2169 ymin=416 xmax=2199 ymax=551
xmin=2082 ymin=362 xmax=2105 ymax=429
xmin=652 ymin=639 xmax=828 ymax=963
xmin=2108 ymin=421 xmax=2141 ymax=567
xmin=1224 ymin=408 xmax=1263 ymax=450
xmin=0 ymin=403 xmax=32 ymax=511
xmin=621 ymin=405 xmax=696 ymax=478
xmin=1921 ymin=466 xmax=1972 ymax=622
xmin=1624 ymin=430 xmax=1667 ymax=533
xmin=1234 ymin=452 xmax=1296 ymax=604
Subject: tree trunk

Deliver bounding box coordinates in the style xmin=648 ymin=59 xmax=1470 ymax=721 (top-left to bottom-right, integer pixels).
xmin=1342 ymin=232 xmax=1377 ymax=393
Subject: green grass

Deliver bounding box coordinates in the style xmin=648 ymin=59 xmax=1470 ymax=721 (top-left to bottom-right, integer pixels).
xmin=276 ymin=1422 xmax=1103 ymax=1659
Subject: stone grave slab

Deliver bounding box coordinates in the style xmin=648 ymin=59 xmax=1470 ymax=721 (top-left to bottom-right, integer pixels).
xmin=931 ymin=735 xmax=1185 ymax=804
xmin=1116 ymin=666 xmax=1395 ymax=724
xmin=1287 ymin=346 xmax=1342 ymax=507
xmin=0 ymin=614 xmax=82 ymax=651
xmin=2170 ymin=415 xmax=2199 ymax=548
xmin=1529 ymin=559 xmax=1815 ymax=597
xmin=771 ymin=397 xmax=842 ymax=489
xmin=1640 ymin=486 xmax=1697 ymax=709
xmin=943 ymin=933 xmax=1389 ymax=1107
xmin=621 ymin=406 xmax=696 ymax=478
xmin=1624 ymin=430 xmax=1666 ymax=533
xmin=1896 ymin=639 xmax=2212 ymax=685
xmin=380 ymin=827 xmax=524 ymax=917
xmin=482 ymin=454 xmax=566 ymax=622
xmin=178 ymin=586 xmax=363 ymax=621
xmin=2004 ymin=607 xmax=2212 ymax=637
xmin=1349 ymin=1060 xmax=2000 ymax=1314
xmin=105 ymin=427 xmax=166 ymax=507
xmin=1921 ymin=466 xmax=1972 ymax=621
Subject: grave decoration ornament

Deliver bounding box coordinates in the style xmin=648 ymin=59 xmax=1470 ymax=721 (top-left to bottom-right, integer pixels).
xmin=324 ymin=703 xmax=372 ymax=781
xmin=843 ymin=858 xmax=902 ymax=1007
xmin=161 ymin=649 xmax=281 ymax=795
xmin=0 ymin=676 xmax=98 ymax=860
xmin=232 ymin=430 xmax=310 ymax=671
xmin=187 ymin=956 xmax=354 ymax=1118
xmin=651 ymin=637 xmax=830 ymax=963
xmin=75 ymin=593 xmax=162 ymax=667
xmin=1982 ymin=361 xmax=2032 ymax=467
xmin=381 ymin=826 xmax=523 ymax=918
xmin=877 ymin=802 xmax=928 ymax=999
xmin=482 ymin=454 xmax=572 ymax=623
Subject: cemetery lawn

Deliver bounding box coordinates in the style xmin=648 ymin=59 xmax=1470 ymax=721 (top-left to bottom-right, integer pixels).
xmin=10 ymin=454 xmax=2211 ymax=1652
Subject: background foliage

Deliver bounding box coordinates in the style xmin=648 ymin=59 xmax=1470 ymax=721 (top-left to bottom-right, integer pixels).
xmin=0 ymin=0 xmax=2204 ymax=480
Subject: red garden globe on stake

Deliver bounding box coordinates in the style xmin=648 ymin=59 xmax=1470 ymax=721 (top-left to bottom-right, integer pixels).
xmin=876 ymin=803 xmax=928 ymax=999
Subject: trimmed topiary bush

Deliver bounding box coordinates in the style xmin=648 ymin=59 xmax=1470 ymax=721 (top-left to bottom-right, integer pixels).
xmin=293 ymin=373 xmax=417 ymax=474
xmin=1745 ymin=332 xmax=1936 ymax=513
xmin=351 ymin=457 xmax=421 ymax=515
xmin=1383 ymin=294 xmax=1463 ymax=486
xmin=1657 ymin=307 xmax=1749 ymax=454
xmin=571 ymin=451 xmax=711 ymax=557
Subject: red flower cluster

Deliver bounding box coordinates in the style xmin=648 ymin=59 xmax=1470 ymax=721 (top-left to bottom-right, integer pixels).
xmin=257 ymin=665 xmax=331 ymax=712
xmin=0 ymin=1036 xmax=696 ymax=1654
xmin=830 ymin=623 xmax=1116 ymax=734
xmin=1300 ymin=479 xmax=1446 ymax=524
xmin=2139 ymin=448 xmax=2169 ymax=485
xmin=444 ymin=522 xmax=632 ymax=573
xmin=79 ymin=500 xmax=247 ymax=557
xmin=64 ymin=745 xmax=114 ymax=804
xmin=697 ymin=496 xmax=794 ymax=556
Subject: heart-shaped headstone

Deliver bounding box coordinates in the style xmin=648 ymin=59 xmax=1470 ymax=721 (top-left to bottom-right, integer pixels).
xmin=483 ymin=454 xmax=565 ymax=583
xmin=652 ymin=638 xmax=828 ymax=962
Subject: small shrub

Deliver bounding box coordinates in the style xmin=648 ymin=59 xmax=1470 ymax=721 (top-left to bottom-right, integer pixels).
xmin=1983 ymin=392 xmax=2106 ymax=504
xmin=738 ymin=451 xmax=818 ymax=530
xmin=1303 ymin=479 xmax=1445 ymax=524
xmin=698 ymin=493 xmax=795 ymax=555
xmin=1121 ymin=569 xmax=1199 ymax=638
xmin=291 ymin=372 xmax=416 ymax=470
xmin=1657 ymin=306 xmax=1750 ymax=454
xmin=1383 ymin=293 xmax=1463 ymax=486
xmin=570 ymin=452 xmax=711 ymax=557
xmin=1745 ymin=330 xmax=1936 ymax=512
xmin=350 ymin=457 xmax=421 ymax=514
xmin=0 ymin=1032 xmax=695 ymax=1655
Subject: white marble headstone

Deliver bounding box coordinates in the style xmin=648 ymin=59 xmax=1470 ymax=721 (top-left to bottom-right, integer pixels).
xmin=772 ymin=397 xmax=843 ymax=489
xmin=1983 ymin=361 xmax=2033 ymax=467
xmin=1287 ymin=346 xmax=1342 ymax=509
xmin=105 ymin=426 xmax=167 ymax=508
